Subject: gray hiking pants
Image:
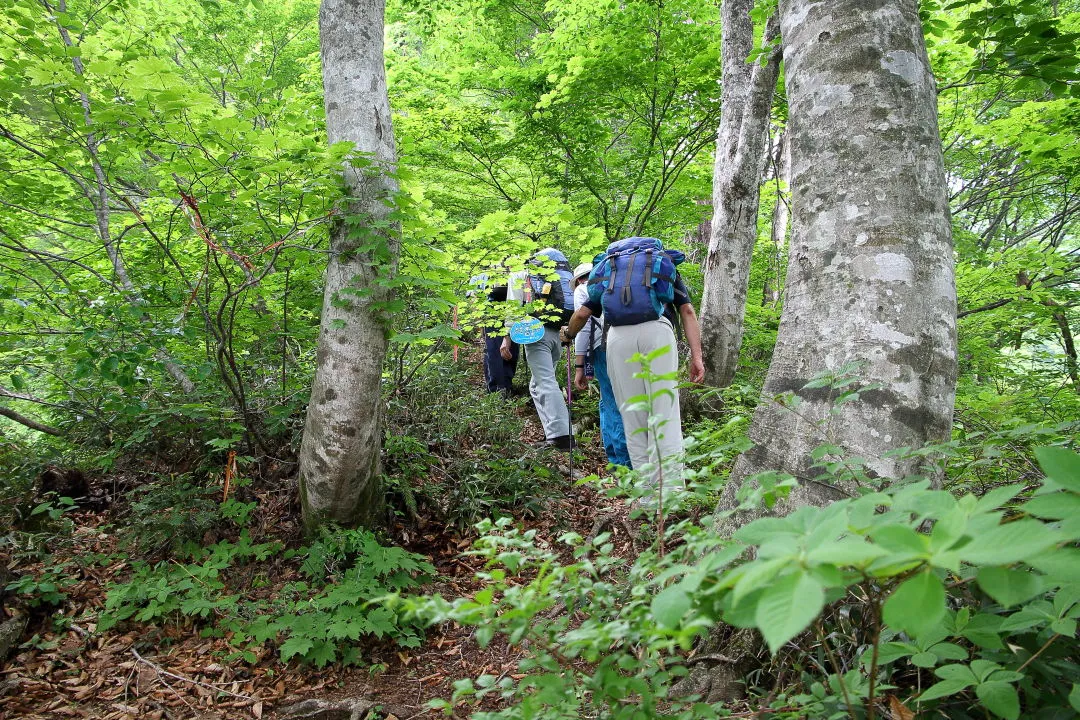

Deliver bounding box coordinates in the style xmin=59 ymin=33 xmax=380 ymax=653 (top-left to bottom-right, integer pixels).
xmin=525 ymin=328 xmax=569 ymax=440
xmin=606 ymin=319 xmax=683 ymax=497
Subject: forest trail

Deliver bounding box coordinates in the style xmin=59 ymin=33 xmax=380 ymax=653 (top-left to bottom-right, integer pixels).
xmin=0 ymin=344 xmax=645 ymax=720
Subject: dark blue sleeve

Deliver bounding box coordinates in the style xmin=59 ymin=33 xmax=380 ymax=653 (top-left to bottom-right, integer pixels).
xmin=672 ymin=274 xmax=691 ymax=308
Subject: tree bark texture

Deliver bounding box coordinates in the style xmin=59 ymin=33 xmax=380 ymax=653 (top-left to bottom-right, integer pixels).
xmin=682 ymin=0 xmax=958 ymax=702
xmin=720 ymin=0 xmax=957 ymax=522
xmin=299 ymin=0 xmax=399 ymax=531
xmin=699 ymin=6 xmax=781 ymax=388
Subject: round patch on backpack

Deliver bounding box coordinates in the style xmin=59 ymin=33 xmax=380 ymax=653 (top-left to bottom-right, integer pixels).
xmin=509 ymin=317 xmax=546 ymax=344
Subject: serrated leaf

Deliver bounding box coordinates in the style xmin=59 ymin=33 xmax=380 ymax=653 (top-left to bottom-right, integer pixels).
xmin=919 ymin=678 xmax=973 ymax=702
xmin=806 ymin=536 xmax=887 ymax=567
xmin=976 ymin=681 xmax=1020 ymax=720
xmin=911 ymin=651 xmax=937 ymax=667
xmin=651 ymin=584 xmax=691 ymax=629
xmin=279 ymin=635 xmax=314 ymax=661
xmin=976 ymin=567 xmax=1045 ymax=607
xmin=883 ymin=571 xmax=946 ymax=639
xmin=957 ymin=519 xmax=1060 ymax=565
xmin=754 ymin=570 xmax=824 ymax=653
xmin=1021 ymin=492 xmax=1080 ymax=520
xmin=1035 ymin=447 xmax=1080 ymax=493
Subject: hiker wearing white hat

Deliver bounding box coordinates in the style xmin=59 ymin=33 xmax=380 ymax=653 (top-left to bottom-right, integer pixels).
xmin=571 ymin=262 xmax=630 ymax=468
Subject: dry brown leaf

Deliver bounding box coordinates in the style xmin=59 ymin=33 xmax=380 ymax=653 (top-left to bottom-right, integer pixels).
xmin=252 ymin=700 xmax=264 ymax=718
xmin=888 ymin=695 xmax=915 ymax=720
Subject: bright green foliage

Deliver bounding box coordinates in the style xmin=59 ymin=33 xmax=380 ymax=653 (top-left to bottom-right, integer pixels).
xmin=0 ymin=0 xmax=336 ymax=453
xmin=100 ymin=528 xmax=434 ymax=667
xmin=407 ymin=442 xmax=1080 ymax=719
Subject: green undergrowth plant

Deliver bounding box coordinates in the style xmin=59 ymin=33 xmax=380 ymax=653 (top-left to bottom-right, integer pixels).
xmin=99 ymin=527 xmax=435 ymax=668
xmin=383 ymin=357 xmax=561 ymax=530
xmin=401 ymin=429 xmax=1080 ymax=719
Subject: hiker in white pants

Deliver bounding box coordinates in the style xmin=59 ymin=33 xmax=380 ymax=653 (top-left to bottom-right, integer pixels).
xmin=503 ymin=249 xmax=575 ymax=451
xmin=561 ymin=275 xmax=704 ymax=495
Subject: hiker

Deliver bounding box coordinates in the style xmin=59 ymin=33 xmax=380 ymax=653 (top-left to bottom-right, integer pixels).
xmin=469 ymin=273 xmax=519 ymax=395
xmin=560 ymin=237 xmax=705 ymax=496
xmin=571 ymin=262 xmax=631 ymax=468
xmin=502 ymin=248 xmax=576 ymax=451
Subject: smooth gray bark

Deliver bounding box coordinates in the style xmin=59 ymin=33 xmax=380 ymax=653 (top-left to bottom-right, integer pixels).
xmin=682 ymin=0 xmax=958 ymax=701
xmin=699 ymin=6 xmax=781 ymax=388
xmin=721 ymin=0 xmax=957 ymax=509
xmin=299 ymin=0 xmax=399 ymax=531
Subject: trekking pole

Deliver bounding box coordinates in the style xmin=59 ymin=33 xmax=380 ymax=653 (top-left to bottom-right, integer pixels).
xmin=566 ymin=339 xmax=573 ymax=483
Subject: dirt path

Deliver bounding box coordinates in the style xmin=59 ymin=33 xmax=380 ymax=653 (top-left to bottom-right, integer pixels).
xmin=0 ymin=364 xmax=637 ymax=719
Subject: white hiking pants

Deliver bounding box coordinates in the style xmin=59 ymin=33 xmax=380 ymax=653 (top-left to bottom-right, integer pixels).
xmin=524 ymin=328 xmax=570 ymax=440
xmin=606 ymin=319 xmax=683 ymax=498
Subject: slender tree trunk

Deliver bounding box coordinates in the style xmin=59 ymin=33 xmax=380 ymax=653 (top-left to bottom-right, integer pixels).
xmin=762 ymin=129 xmax=789 ymax=306
xmin=298 ymin=0 xmax=399 ymax=531
xmin=682 ymin=0 xmax=957 ymax=701
xmin=1051 ymin=307 xmax=1079 ymax=391
xmin=45 ymin=0 xmax=196 ymax=394
xmin=699 ymin=6 xmax=782 ymax=388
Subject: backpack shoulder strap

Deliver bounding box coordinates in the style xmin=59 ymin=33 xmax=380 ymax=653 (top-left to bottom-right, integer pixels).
xmin=620 ymin=252 xmax=637 ymax=305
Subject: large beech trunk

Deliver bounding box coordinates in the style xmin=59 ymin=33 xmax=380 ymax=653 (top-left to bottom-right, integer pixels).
xmin=681 ymin=0 xmax=958 ymax=701
xmin=298 ymin=0 xmax=399 ymax=531
xmin=698 ymin=3 xmax=781 ymax=388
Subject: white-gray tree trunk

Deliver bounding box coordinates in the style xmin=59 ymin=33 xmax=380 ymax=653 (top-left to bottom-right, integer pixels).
xmin=699 ymin=5 xmax=781 ymax=388
xmin=682 ymin=0 xmax=958 ymax=701
xmin=299 ymin=0 xmax=400 ymax=531
xmin=721 ymin=0 xmax=957 ymax=508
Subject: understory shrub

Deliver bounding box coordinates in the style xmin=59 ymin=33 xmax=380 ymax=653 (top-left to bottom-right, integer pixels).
xmin=99 ymin=527 xmax=435 ymax=667
xmin=405 ymin=441 xmax=1080 ymax=720
xmin=383 ymin=356 xmax=561 ymax=529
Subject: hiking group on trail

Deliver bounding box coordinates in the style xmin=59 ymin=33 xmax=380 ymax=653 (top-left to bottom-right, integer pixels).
xmin=477 ymin=238 xmax=705 ymax=499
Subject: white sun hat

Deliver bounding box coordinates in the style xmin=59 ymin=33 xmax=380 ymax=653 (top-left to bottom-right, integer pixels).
xmin=572 ymin=262 xmax=593 ymax=283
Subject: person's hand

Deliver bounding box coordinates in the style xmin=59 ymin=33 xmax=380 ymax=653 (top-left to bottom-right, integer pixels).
xmin=574 ymin=368 xmax=588 ymax=391
xmin=559 ymin=326 xmax=573 ymax=344
xmin=688 ymin=356 xmax=705 ymax=384
xmin=500 ymin=338 xmax=513 ymax=361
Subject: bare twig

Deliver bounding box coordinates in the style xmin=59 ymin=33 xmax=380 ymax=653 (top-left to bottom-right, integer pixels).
xmin=129 ymin=651 xmax=253 ymax=699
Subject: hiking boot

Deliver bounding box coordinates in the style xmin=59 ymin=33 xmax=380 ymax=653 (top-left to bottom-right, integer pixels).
xmin=548 ymin=434 xmax=575 ymax=451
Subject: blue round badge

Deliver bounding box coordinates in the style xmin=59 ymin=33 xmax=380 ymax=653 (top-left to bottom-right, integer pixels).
xmin=509 ymin=318 xmax=545 ymax=344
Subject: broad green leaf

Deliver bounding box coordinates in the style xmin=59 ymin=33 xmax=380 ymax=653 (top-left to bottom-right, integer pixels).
xmin=651 ymin=584 xmax=691 ymax=629
xmin=976 ymin=566 xmax=1045 ymax=607
xmin=919 ymin=678 xmax=974 ymax=702
xmin=911 ymin=651 xmax=938 ymax=667
xmin=883 ymin=571 xmax=946 ymax=639
xmin=956 ymin=519 xmax=1060 ymax=565
xmin=975 ymin=681 xmax=1020 ymax=720
xmin=1035 ymin=446 xmax=1080 ymax=493
xmin=806 ymin=536 xmax=887 ymax=567
xmin=1021 ymin=492 xmax=1080 ymax=520
xmin=972 ymin=484 xmax=1026 ymax=514
xmin=1069 ymin=683 xmax=1080 ymax=712
xmin=754 ymin=570 xmax=825 ymax=654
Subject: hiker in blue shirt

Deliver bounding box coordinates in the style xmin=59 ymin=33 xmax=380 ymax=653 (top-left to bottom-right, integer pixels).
xmin=560 ymin=238 xmax=705 ymax=499
xmin=570 ymin=262 xmax=631 ymax=469
xmin=468 ymin=273 xmax=519 ymax=396
xmin=502 ymin=249 xmax=576 ymax=451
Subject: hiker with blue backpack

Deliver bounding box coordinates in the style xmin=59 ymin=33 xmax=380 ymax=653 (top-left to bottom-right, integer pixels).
xmin=571 ymin=261 xmax=632 ymax=469
xmin=502 ymin=248 xmax=577 ymax=451
xmin=560 ymin=237 xmax=705 ymax=497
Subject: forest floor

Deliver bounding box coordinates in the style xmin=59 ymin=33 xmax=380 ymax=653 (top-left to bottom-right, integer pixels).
xmin=0 ymin=358 xmax=646 ymax=720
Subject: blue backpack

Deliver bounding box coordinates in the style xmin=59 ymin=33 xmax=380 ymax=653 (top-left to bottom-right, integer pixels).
xmin=589 ymin=237 xmax=684 ymax=326
xmin=526 ymin=248 xmax=575 ymax=329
